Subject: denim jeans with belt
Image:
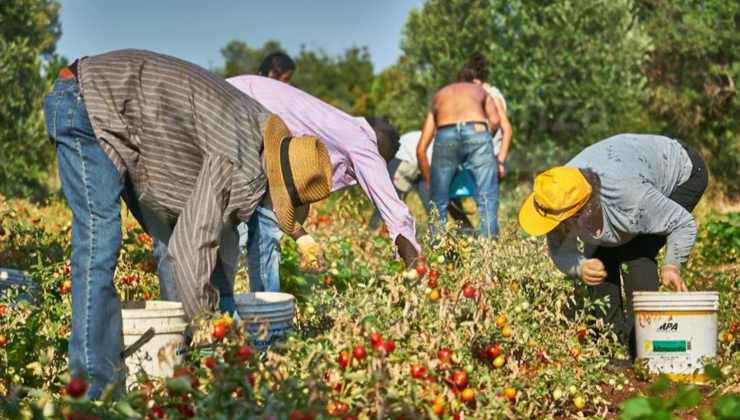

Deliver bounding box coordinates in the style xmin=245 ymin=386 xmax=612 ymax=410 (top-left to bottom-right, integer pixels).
xmin=44 ymin=78 xmax=125 ymax=398
xmin=430 ymin=123 xmax=499 ymax=238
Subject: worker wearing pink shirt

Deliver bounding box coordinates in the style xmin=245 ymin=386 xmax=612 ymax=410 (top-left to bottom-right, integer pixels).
xmin=228 ymin=75 xmax=421 ymax=292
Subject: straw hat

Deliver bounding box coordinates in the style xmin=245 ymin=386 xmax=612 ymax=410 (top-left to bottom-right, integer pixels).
xmin=262 ymin=114 xmax=332 ymax=234
xmin=518 ymin=166 xmax=592 ymax=236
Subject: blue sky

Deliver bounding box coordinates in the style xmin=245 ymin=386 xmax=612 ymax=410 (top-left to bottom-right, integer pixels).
xmin=55 ymin=0 xmax=423 ymax=72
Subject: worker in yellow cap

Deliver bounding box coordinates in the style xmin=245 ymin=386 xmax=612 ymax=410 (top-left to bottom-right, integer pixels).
xmin=518 ymin=134 xmax=707 ymax=360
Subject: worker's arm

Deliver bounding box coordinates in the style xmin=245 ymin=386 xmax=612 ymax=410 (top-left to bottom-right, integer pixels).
xmin=417 ymin=111 xmax=436 ymax=186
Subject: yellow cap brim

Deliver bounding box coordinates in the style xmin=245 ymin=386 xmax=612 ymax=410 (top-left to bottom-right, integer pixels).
xmin=518 ymin=193 xmax=562 ymax=236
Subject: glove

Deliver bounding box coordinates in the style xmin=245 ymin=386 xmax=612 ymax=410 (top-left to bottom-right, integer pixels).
xmin=296 ymin=234 xmax=326 ymax=273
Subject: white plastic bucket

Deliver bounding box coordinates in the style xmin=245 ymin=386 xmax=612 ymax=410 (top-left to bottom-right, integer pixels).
xmin=235 ymin=292 xmax=295 ymax=351
xmin=122 ymin=301 xmax=188 ymax=383
xmin=633 ymin=292 xmax=719 ymax=381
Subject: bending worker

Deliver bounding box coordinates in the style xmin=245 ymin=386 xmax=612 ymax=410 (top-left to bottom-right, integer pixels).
xmin=518 ymin=134 xmax=708 ymax=358
xmin=43 ymin=49 xmax=332 ymax=397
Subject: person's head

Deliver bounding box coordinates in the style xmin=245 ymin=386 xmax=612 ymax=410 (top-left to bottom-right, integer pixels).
xmin=365 ymin=117 xmax=400 ymax=162
xmin=518 ymin=167 xmax=601 ymax=236
xmin=259 ymin=52 xmax=296 ymax=83
xmin=458 ymin=52 xmax=488 ymax=84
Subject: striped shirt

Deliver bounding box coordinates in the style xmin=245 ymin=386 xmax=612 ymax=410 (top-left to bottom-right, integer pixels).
xmin=78 ymin=49 xmax=271 ymax=319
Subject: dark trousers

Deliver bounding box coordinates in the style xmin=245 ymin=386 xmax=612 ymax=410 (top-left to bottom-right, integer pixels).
xmin=589 ymin=144 xmax=708 ymax=359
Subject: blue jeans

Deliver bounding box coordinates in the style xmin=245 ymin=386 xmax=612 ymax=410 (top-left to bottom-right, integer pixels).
xmin=238 ymin=207 xmax=283 ymax=292
xmin=430 ymin=123 xmax=499 ymax=238
xmin=44 ymin=78 xmax=124 ymax=398
xmin=155 ymin=206 xmax=282 ymax=306
xmin=150 ymin=225 xmax=239 ymax=314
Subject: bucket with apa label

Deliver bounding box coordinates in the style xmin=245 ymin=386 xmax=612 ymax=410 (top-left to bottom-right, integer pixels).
xmin=633 ymin=291 xmax=719 ymax=382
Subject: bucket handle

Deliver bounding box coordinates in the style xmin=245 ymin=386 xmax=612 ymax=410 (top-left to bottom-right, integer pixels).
xmin=121 ymin=327 xmax=156 ymax=359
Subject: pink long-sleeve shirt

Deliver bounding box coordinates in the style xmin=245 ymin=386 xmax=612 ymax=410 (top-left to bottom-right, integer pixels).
xmin=227 ymin=75 xmax=420 ymax=251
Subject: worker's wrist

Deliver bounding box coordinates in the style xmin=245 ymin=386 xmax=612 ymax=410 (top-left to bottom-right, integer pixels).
xmin=661 ymin=263 xmax=680 ymax=274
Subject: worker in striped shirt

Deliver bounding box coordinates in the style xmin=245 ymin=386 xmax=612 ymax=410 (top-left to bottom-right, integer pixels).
xmin=43 ymin=49 xmax=332 ymax=398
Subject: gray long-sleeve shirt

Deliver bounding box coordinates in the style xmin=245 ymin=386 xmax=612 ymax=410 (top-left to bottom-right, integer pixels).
xmin=78 ymin=49 xmax=271 ymax=319
xmin=547 ymin=134 xmax=695 ymax=277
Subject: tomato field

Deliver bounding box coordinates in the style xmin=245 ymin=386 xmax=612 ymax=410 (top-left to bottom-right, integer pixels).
xmin=0 ymin=191 xmax=738 ymax=419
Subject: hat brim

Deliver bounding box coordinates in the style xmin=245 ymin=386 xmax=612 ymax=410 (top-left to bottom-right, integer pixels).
xmin=263 ymin=115 xmax=298 ymax=235
xmin=518 ymin=193 xmax=561 ymax=236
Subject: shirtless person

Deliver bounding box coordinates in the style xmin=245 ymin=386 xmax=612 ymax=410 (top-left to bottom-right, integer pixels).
xmin=417 ymin=63 xmax=501 ymax=238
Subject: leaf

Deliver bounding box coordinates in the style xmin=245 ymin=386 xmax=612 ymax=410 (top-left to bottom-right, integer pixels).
xmin=648 ymin=375 xmax=671 ymax=396
xmin=704 ymin=364 xmax=724 ymax=381
xmin=713 ymin=394 xmax=740 ymax=420
xmin=671 ymin=385 xmax=701 ymax=410
xmin=620 ymin=397 xmax=654 ymax=420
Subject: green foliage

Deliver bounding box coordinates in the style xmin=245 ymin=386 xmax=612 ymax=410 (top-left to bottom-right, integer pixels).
xmin=637 ymin=0 xmax=740 ymax=195
xmin=217 ymin=39 xmax=374 ymax=115
xmin=216 ymin=39 xmax=285 ymax=78
xmin=694 ymin=212 xmax=739 ymax=266
xmin=292 ymin=46 xmax=375 ymax=115
xmin=620 ymin=372 xmax=740 ymax=420
xmin=0 ymin=0 xmax=63 ymax=200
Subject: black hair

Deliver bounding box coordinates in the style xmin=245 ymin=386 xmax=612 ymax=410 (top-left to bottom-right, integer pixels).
xmin=577 ymin=168 xmax=603 ymax=233
xmin=365 ymin=117 xmax=400 ymax=163
xmin=458 ymin=52 xmax=488 ymax=82
xmin=258 ymin=52 xmax=296 ymax=78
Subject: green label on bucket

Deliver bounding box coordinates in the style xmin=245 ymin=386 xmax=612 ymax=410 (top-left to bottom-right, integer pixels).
xmin=653 ymin=340 xmax=687 ymax=352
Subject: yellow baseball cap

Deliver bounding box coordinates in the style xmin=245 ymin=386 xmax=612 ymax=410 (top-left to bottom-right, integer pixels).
xmin=518 ymin=167 xmax=592 ymax=236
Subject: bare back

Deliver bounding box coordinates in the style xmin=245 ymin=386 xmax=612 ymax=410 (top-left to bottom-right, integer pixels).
xmin=432 ymin=82 xmax=489 ymax=126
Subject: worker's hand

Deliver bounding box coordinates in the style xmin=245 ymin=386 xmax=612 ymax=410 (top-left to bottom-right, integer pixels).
xmin=296 ymin=234 xmax=325 ymax=273
xmin=660 ymin=264 xmax=688 ymax=292
xmin=497 ymin=161 xmax=507 ymax=179
xmin=579 ymin=258 xmax=607 ymax=286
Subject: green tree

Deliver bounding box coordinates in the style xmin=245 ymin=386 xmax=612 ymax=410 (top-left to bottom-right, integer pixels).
xmin=217 ymin=39 xmax=285 ymax=78
xmin=292 ymin=46 xmax=374 ymax=115
xmin=217 ymin=41 xmax=375 ymax=115
xmin=638 ymin=0 xmax=739 ymax=196
xmin=377 ymin=0 xmax=652 ymax=177
xmin=0 ymin=0 xmax=63 ymax=200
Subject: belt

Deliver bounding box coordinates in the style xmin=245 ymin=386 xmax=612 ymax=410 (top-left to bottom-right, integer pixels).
xmin=58 ymin=59 xmax=79 ymax=81
xmin=438 ymin=120 xmax=488 ymax=130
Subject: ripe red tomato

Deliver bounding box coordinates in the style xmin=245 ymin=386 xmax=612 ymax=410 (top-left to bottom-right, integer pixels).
xmin=203 ymin=356 xmax=216 ymax=370
xmin=383 ymin=340 xmax=396 ymax=354
xmin=576 ymin=326 xmax=588 ymax=341
xmin=450 ymin=370 xmax=468 ymax=388
xmin=485 ymin=343 xmax=501 ymax=360
xmin=352 ymin=345 xmax=367 ymax=360
xmin=0 ymin=335 xmax=6 ymax=347
xmin=429 ymin=269 xmax=439 ymax=281
xmin=462 ymin=283 xmax=477 ymax=299
xmin=369 ymin=332 xmax=383 ymax=346
xmin=65 ymin=377 xmax=88 ymax=399
xmin=150 ymin=405 xmax=165 ymax=418
xmin=415 ymin=261 xmax=428 ymax=277
xmin=211 ymin=323 xmax=227 ymax=340
xmin=410 ymin=364 xmax=427 ymax=379
xmin=337 ymin=351 xmax=351 ymax=369
xmin=438 ymin=347 xmax=453 ymax=363
xmin=730 ymin=322 xmax=738 ymax=334
xmin=427 ymin=277 xmax=438 ymax=289
xmin=238 ymin=345 xmax=254 ymax=360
